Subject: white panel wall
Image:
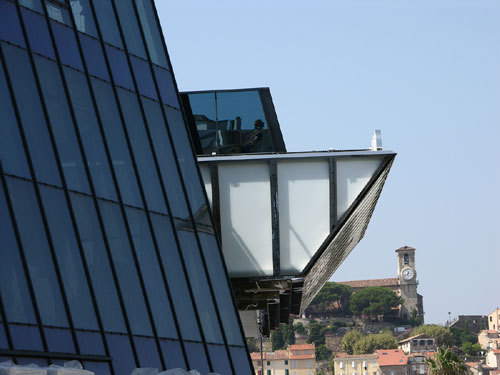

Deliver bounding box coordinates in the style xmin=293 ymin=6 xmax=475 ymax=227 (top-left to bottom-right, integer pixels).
xmin=278 ymin=160 xmax=330 ymax=274
xmin=336 ymin=156 xmax=383 ymax=220
xmin=218 ymin=162 xmax=273 ymax=277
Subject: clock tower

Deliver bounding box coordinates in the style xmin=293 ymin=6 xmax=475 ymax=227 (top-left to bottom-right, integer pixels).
xmin=396 ymin=246 xmax=421 ymax=321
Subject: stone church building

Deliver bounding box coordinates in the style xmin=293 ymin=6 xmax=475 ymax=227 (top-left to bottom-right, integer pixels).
xmin=337 ymin=246 xmax=424 ymax=322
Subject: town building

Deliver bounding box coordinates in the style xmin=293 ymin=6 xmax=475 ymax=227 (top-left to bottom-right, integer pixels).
xmin=478 ymin=331 xmax=500 ymax=351
xmin=449 ymin=315 xmax=488 ymax=335
xmin=337 ymin=246 xmax=424 ymax=322
xmin=376 ymin=349 xmax=408 ymax=375
xmin=398 ymin=334 xmax=437 ymax=355
xmin=489 ymin=309 xmax=500 ymax=331
xmin=486 ymin=350 xmax=500 ymax=369
xmin=250 ymin=344 xmax=316 ymax=375
xmin=333 ymin=352 xmax=378 ymax=375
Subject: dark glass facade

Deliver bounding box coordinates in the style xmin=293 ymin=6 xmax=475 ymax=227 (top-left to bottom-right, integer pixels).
xmin=0 ymin=0 xmax=252 ymax=374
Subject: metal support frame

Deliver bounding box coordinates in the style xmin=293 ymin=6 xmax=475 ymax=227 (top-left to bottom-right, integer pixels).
xmin=329 ymin=157 xmax=337 ymax=231
xmin=269 ymin=160 xmax=280 ymax=276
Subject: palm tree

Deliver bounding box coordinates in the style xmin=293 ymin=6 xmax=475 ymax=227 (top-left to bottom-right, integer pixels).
xmin=425 ymin=347 xmax=468 ymax=375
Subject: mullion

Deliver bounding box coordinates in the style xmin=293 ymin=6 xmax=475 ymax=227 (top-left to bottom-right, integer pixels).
xmin=148 ymin=0 xmax=254 ymax=366
xmin=0 ymin=47 xmax=49 ymax=355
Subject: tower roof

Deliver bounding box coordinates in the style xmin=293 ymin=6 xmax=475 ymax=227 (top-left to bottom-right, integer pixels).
xmin=396 ymin=246 xmax=416 ymax=252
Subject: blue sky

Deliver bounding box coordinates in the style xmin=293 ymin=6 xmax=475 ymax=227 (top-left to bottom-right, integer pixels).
xmin=156 ymin=0 xmax=500 ymax=324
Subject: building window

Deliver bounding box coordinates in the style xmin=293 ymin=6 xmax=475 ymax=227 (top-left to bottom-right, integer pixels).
xmin=285 ymin=360 xmax=288 ymax=365
xmin=292 ymin=360 xmax=297 ymax=368
xmin=352 ymin=361 xmax=356 ymax=368
xmin=308 ymin=360 xmax=311 ymax=368
xmin=267 ymin=370 xmax=271 ymax=375
xmin=267 ymin=361 xmax=270 ymax=366
xmin=340 ymin=362 xmax=344 ymax=369
xmin=404 ymin=253 xmax=409 ymax=265
xmin=491 ymin=316 xmax=493 ymax=322
xmin=285 ymin=370 xmax=289 ymax=375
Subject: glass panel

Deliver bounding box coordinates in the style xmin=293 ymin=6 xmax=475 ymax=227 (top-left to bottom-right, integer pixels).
xmin=77 ymin=331 xmax=105 ymax=355
xmin=0 ymin=180 xmax=36 ymax=324
xmin=117 ymin=88 xmax=166 ymax=214
xmin=154 ymin=67 xmax=178 ymax=108
xmin=0 ymin=59 xmax=30 ymax=179
xmin=91 ymin=0 xmax=122 ymax=48
xmin=0 ymin=325 xmax=8 ymax=349
xmin=16 ymin=357 xmax=48 ymax=367
xmin=44 ymin=327 xmax=75 ymax=353
xmin=70 ymin=0 xmax=97 ymax=37
xmin=218 ymin=161 xmax=273 ymax=276
xmin=160 ymin=340 xmax=185 ymax=370
xmin=184 ymin=342 xmax=209 ymax=375
xmin=51 ymin=21 xmax=83 ymax=71
xmin=278 ymin=160 xmax=330 ymax=274
xmin=150 ymin=214 xmax=201 ymax=342
xmin=34 ymin=56 xmax=90 ymax=194
xmin=184 ymin=93 xmax=217 ymax=155
xmin=9 ymin=324 xmax=43 ymax=351
xmin=79 ymin=33 xmax=109 ymax=81
xmin=99 ymin=200 xmax=152 ymax=336
xmin=21 ymin=7 xmax=56 ymax=59
xmin=0 ymin=0 xmax=25 ymax=48
xmin=134 ymin=336 xmax=162 ymax=370
xmin=208 ymin=344 xmax=231 ymax=375
xmin=216 ymin=90 xmax=272 ymax=154
xmin=105 ymin=45 xmax=134 ymax=90
xmin=106 ymin=334 xmax=136 ymax=375
xmin=113 ymin=0 xmax=146 ymax=58
xmin=165 ymin=107 xmax=207 ymax=217
xmin=6 ymin=178 xmax=68 ymax=328
xmin=135 ymin=0 xmax=168 ymax=68
xmin=125 ymin=207 xmax=177 ymax=339
xmin=83 ymin=362 xmax=111 ymax=375
xmin=141 ymin=97 xmax=189 ymax=218
xmin=1 ymin=43 xmax=62 ymax=186
xmin=39 ymin=186 xmax=98 ymax=330
xmin=90 ymin=78 xmax=142 ymax=208
xmin=199 ymin=233 xmax=243 ymax=346
xmin=63 ymin=66 xmax=116 ymax=200
xmin=176 ymin=231 xmax=223 ymax=344
xmin=229 ymin=346 xmax=253 ymax=375
xmin=130 ymin=55 xmax=157 ymax=99
xmin=69 ymin=193 xmax=126 ymax=333
xmin=19 ymin=0 xmax=43 ymax=13
xmin=46 ymin=1 xmax=72 ymax=25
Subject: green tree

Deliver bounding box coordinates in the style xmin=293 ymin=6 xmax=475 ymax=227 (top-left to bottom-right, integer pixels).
xmin=350 ymin=287 xmax=401 ymax=319
xmin=283 ymin=323 xmax=295 ymax=346
xmin=412 ymin=325 xmax=455 ymax=347
xmin=316 ymin=344 xmax=331 ymax=360
xmin=271 ymin=327 xmax=285 ymax=350
xmin=341 ymin=329 xmax=363 ymax=354
xmin=308 ymin=320 xmax=326 ymax=345
xmin=308 ymin=282 xmax=353 ymax=316
xmin=461 ymin=342 xmax=481 ymax=356
xmin=294 ymin=322 xmax=307 ymax=335
xmin=247 ymin=337 xmax=258 ymax=352
xmin=353 ymin=332 xmax=398 ymax=354
xmin=426 ymin=348 xmax=468 ymax=375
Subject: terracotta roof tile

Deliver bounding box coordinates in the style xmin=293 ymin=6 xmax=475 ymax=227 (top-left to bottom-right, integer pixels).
xmin=337 ymin=278 xmax=399 ymax=288
xmin=398 ymin=333 xmax=431 ymax=343
xmin=288 ymin=344 xmax=315 ymax=350
xmin=491 ymin=349 xmax=500 ymax=354
xmin=376 ymin=349 xmax=408 ymax=366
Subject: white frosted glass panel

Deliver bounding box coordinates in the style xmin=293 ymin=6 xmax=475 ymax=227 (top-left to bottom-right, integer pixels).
xmin=218 ymin=162 xmax=273 ymax=276
xmin=278 ymin=160 xmax=330 ymax=274
xmin=336 ymin=156 xmax=383 ymax=220
xmin=199 ymin=165 xmax=212 ymax=208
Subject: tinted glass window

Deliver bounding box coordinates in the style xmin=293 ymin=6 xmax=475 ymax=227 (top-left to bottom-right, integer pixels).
xmin=9 ymin=324 xmax=43 ymax=351
xmin=44 ymin=327 xmax=75 ymax=353
xmin=177 ymin=231 xmax=223 ymax=344
xmin=19 ymin=0 xmax=43 ymax=13
xmin=130 ymin=55 xmax=157 ymax=100
xmin=51 ymin=21 xmax=83 ymax=71
xmin=141 ymin=97 xmax=189 ymax=218
xmin=39 ymin=186 xmax=98 ymax=330
xmin=134 ymin=336 xmax=162 ymax=369
xmin=91 ymin=0 xmax=122 ymax=48
xmin=199 ymin=233 xmax=243 ymax=346
xmin=99 ymin=200 xmax=152 ymax=336
xmin=16 ymin=357 xmax=48 ymax=367
xmin=105 ymin=45 xmax=134 ymax=90
xmin=46 ymin=1 xmax=72 ymax=25
xmin=70 ymin=0 xmax=97 ymax=37
xmin=0 ymin=61 xmax=30 ymax=179
xmin=0 ymin=182 xmax=36 ymax=324
xmin=184 ymin=342 xmax=209 ymax=375
xmin=76 ymin=330 xmax=105 ymax=355
xmin=21 ymin=8 xmax=55 ymax=60
xmin=150 ymin=214 xmax=201 ymax=342
xmin=83 ymin=362 xmax=111 ymax=375
xmin=208 ymin=344 xmax=232 ymax=375
xmin=230 ymin=346 xmax=252 ymax=375
xmin=6 ymin=178 xmax=68 ymax=327
xmin=135 ymin=0 xmax=168 ymax=68
xmin=117 ymin=88 xmax=166 ymax=214
xmin=90 ymin=78 xmax=142 ymax=208
xmin=69 ymin=193 xmax=126 ymax=333
xmin=0 ymin=325 xmax=7 ymax=349
xmin=63 ymin=67 xmax=116 ymax=200
xmin=1 ymin=43 xmax=61 ymax=186
xmin=114 ymin=0 xmax=146 ymax=58
xmin=184 ymin=93 xmax=216 ymax=155
xmin=160 ymin=340 xmax=186 ymax=370
xmin=125 ymin=207 xmax=177 ymax=339
xmin=34 ymin=56 xmax=90 ymax=194
xmin=0 ymin=0 xmax=25 ymax=48
xmin=154 ymin=66 xmax=179 ymax=108
xmin=106 ymin=334 xmax=137 ymax=375
xmin=79 ymin=33 xmax=109 ymax=81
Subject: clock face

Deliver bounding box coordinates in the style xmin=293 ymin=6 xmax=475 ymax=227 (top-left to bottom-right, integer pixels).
xmin=401 ymin=267 xmax=414 ymax=280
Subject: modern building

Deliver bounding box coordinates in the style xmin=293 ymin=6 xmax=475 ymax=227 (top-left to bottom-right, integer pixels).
xmin=489 ymin=309 xmax=500 ymax=331
xmin=0 ymin=0 xmax=251 ymax=374
xmin=251 ymin=344 xmax=316 ymax=375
